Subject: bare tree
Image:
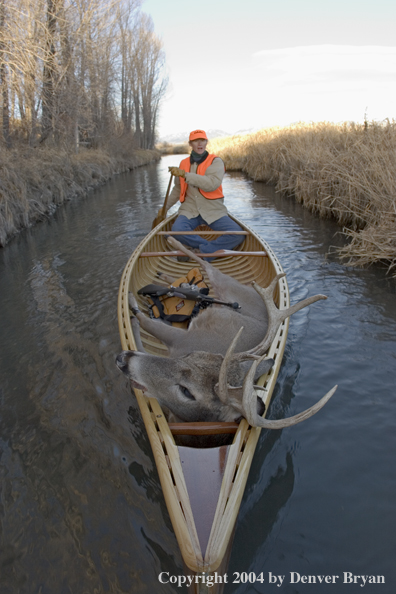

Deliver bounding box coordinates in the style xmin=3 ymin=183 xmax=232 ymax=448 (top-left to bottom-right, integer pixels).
xmin=1 ymin=0 xmax=167 ymax=151
xmin=127 ymin=13 xmax=167 ymax=149
xmin=0 ymin=0 xmax=11 ymax=147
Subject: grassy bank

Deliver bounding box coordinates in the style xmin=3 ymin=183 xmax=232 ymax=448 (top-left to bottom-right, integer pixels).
xmin=156 ymin=142 xmax=190 ymax=155
xmin=210 ymin=121 xmax=396 ymax=275
xmin=0 ymin=144 xmax=160 ymax=247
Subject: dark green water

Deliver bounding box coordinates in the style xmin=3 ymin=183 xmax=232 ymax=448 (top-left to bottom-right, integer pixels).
xmin=0 ymin=155 xmax=395 ymax=593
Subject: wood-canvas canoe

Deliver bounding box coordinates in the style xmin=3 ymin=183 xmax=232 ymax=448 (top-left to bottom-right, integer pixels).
xmin=117 ymin=213 xmax=290 ymax=592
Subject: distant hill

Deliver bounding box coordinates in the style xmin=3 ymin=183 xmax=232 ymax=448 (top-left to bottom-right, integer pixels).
xmin=158 ymin=129 xmax=232 ymax=144
xmin=233 ymin=127 xmax=258 ymax=136
xmin=158 ymin=128 xmax=260 ymax=145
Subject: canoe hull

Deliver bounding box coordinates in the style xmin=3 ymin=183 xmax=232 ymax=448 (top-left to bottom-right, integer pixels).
xmin=117 ymin=213 xmax=290 ymax=579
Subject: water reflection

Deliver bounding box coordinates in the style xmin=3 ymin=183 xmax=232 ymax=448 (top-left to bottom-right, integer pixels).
xmin=1 ymin=155 xmax=396 ymax=593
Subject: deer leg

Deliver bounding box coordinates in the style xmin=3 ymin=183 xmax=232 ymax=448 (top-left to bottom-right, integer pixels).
xmin=131 ymin=317 xmax=146 ymax=353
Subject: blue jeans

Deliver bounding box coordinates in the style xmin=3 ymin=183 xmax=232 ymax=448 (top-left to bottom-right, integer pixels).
xmin=171 ymin=215 xmax=244 ymax=260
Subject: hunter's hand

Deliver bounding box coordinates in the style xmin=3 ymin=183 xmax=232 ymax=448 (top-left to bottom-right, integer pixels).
xmin=168 ymin=166 xmax=185 ymax=178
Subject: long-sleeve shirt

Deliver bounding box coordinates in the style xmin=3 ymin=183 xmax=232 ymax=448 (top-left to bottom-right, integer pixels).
xmin=167 ymin=157 xmax=228 ymax=225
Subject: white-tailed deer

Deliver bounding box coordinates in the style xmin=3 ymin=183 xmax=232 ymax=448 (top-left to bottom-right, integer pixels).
xmin=116 ymin=237 xmax=337 ymax=429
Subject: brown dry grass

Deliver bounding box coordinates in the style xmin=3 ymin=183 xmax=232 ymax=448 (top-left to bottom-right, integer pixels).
xmin=0 ymin=146 xmax=160 ymax=247
xmin=209 ymin=121 xmax=396 ymax=275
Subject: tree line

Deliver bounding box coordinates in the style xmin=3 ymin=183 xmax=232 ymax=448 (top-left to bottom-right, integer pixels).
xmin=0 ymin=0 xmax=167 ymax=151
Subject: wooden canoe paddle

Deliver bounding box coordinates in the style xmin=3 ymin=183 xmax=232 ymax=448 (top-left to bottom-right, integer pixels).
xmin=151 ymin=173 xmax=174 ymax=229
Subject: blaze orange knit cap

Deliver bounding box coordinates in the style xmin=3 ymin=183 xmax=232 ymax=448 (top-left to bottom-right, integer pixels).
xmin=189 ymin=129 xmax=208 ymax=141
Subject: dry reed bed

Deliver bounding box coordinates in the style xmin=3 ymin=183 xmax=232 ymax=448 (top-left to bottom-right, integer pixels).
xmin=156 ymin=142 xmax=190 ymax=155
xmin=0 ymin=146 xmax=160 ymax=247
xmin=210 ymin=122 xmax=396 ymax=275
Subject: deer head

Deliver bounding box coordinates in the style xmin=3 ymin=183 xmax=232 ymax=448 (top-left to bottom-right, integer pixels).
xmin=116 ymin=348 xmax=274 ymax=423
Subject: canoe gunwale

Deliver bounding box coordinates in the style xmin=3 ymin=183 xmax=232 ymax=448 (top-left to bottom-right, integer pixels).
xmin=117 ymin=213 xmax=290 ymax=574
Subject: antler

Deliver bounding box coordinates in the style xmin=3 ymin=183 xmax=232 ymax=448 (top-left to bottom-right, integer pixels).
xmin=217 ymin=277 xmax=327 ymax=397
xmin=217 ymin=326 xmax=245 ymax=404
xmin=216 ymin=326 xmax=272 ymax=405
xmin=245 ymin=275 xmax=327 ymax=358
xmin=216 ymin=279 xmax=334 ymax=427
xmin=242 ymin=356 xmax=337 ymax=428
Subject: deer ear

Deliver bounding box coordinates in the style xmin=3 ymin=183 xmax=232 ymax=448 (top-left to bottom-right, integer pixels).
xmin=253 ymin=357 xmax=274 ymax=381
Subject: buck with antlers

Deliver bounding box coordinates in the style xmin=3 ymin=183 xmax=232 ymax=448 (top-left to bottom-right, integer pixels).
xmin=116 ymin=237 xmax=336 ymax=431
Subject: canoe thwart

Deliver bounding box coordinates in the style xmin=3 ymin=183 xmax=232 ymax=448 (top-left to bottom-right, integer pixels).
xmin=139 ymin=250 xmax=268 ymax=258
xmin=157 ymin=231 xmax=249 ymax=235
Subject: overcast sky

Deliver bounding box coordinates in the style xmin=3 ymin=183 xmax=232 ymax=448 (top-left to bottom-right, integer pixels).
xmin=143 ymin=0 xmax=396 ymax=138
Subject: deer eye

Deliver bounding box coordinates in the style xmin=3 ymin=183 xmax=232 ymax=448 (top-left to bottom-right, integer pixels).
xmin=179 ymin=386 xmax=195 ymax=400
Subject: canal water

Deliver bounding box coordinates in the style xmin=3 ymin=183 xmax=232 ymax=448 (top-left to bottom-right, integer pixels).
xmin=0 ymin=154 xmax=395 ymax=594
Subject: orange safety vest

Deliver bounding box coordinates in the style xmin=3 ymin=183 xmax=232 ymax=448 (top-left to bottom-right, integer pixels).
xmin=179 ymin=154 xmax=224 ymax=203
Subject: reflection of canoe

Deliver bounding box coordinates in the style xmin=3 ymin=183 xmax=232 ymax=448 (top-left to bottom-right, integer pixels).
xmin=117 ymin=212 xmax=290 ymax=592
